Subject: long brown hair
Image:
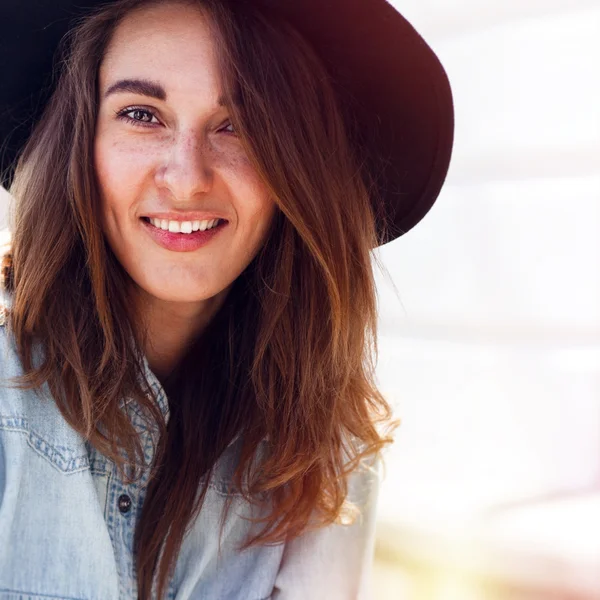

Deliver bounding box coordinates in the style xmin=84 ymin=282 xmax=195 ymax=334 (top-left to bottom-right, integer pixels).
xmin=1 ymin=0 xmax=399 ymax=597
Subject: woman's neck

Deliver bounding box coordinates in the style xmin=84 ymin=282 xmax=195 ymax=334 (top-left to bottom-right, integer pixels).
xmin=134 ymin=285 xmax=231 ymax=382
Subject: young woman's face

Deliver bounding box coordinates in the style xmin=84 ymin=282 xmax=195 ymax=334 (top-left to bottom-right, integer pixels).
xmin=94 ymin=2 xmax=276 ymax=307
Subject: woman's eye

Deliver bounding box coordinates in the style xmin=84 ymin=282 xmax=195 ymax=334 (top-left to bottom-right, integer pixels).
xmin=220 ymin=121 xmax=237 ymax=135
xmin=115 ymin=107 xmax=159 ymax=128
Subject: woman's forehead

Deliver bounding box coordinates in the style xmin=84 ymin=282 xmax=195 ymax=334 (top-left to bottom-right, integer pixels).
xmin=101 ymin=2 xmax=215 ymax=73
xmin=99 ymin=3 xmax=223 ymax=104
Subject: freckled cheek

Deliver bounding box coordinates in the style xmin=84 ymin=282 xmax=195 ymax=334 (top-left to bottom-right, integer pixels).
xmin=225 ymin=167 xmax=276 ymax=229
xmin=217 ymin=150 xmax=272 ymax=199
xmin=95 ymin=136 xmax=160 ymax=189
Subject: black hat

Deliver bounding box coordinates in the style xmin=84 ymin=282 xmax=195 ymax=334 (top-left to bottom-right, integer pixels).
xmin=0 ymin=0 xmax=454 ymax=246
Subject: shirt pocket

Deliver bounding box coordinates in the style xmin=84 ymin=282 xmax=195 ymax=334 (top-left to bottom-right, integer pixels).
xmin=1 ymin=371 xmax=94 ymax=473
xmin=0 ymin=411 xmax=89 ymax=474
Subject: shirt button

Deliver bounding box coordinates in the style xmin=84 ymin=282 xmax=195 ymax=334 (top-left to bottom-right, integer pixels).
xmin=118 ymin=494 xmax=132 ymax=514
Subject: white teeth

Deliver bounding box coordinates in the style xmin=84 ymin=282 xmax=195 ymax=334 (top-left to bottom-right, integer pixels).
xmin=148 ymin=217 xmax=220 ymax=233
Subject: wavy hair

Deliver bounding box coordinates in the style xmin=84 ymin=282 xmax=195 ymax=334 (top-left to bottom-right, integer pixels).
xmin=1 ymin=0 xmax=399 ymax=598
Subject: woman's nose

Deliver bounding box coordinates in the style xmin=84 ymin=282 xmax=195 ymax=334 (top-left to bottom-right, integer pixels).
xmin=157 ymin=132 xmax=213 ymax=200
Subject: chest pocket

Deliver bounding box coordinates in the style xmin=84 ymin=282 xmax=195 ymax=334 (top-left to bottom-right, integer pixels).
xmin=0 ymin=396 xmax=90 ymax=475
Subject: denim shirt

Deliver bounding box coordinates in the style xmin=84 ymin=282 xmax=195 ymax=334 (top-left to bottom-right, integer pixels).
xmin=0 ymin=302 xmax=381 ymax=600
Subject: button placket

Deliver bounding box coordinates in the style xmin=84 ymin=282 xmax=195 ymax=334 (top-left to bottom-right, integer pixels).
xmin=102 ymin=368 xmax=170 ymax=599
xmin=104 ymin=399 xmax=160 ymax=599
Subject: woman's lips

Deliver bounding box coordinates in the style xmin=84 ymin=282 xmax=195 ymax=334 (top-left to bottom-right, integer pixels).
xmin=140 ymin=217 xmax=227 ymax=252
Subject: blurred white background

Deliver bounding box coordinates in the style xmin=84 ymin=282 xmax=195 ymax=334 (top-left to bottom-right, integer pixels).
xmin=371 ymin=1 xmax=600 ymax=598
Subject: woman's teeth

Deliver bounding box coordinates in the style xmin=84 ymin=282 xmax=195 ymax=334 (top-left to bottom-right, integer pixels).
xmin=148 ymin=218 xmax=221 ymax=234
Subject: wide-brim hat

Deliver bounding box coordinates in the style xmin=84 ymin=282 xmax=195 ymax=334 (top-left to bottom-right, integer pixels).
xmin=0 ymin=0 xmax=454 ymax=246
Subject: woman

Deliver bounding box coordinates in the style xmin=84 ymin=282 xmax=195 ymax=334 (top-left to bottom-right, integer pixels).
xmin=0 ymin=0 xmax=453 ymax=598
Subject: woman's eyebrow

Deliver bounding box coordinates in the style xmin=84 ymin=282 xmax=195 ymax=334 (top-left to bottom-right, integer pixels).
xmin=103 ymin=77 xmax=229 ymax=107
xmin=104 ymin=78 xmax=167 ymax=101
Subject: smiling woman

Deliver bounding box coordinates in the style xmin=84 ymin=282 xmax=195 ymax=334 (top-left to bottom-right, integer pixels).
xmin=0 ymin=0 xmax=453 ymax=599
xmin=93 ymin=3 xmax=279 ymax=379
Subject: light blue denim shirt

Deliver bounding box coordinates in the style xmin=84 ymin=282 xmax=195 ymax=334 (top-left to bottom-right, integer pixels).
xmin=0 ymin=301 xmax=381 ymax=599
